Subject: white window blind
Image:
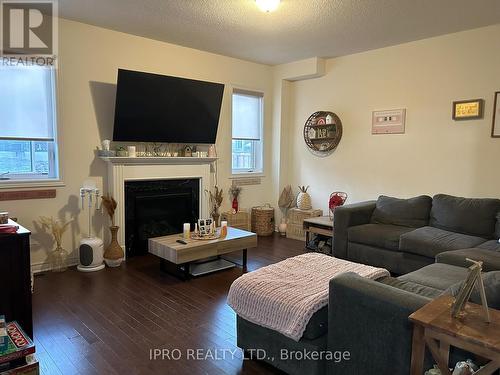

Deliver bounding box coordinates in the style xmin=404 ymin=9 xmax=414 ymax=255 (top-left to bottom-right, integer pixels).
xmin=232 ymin=90 xmax=263 ymax=141
xmin=0 ymin=66 xmax=56 ymax=141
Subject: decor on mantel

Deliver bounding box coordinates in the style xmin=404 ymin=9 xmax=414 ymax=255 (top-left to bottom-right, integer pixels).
xmin=101 ymin=194 xmax=124 ymax=267
xmin=328 ymin=192 xmax=348 ymax=220
xmin=229 ymin=185 xmax=242 ymax=213
xmin=297 ymin=186 xmax=312 ymax=210
xmin=208 ymin=186 xmax=223 ymax=226
xmin=278 ymin=185 xmax=296 ymax=236
xmin=38 ymin=216 xmax=73 ymax=272
xmin=303 ymin=111 xmax=343 ymax=155
xmin=115 ymin=146 xmax=128 ymax=157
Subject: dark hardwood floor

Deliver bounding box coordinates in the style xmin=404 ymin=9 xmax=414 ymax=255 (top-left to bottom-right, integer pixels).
xmin=32 ymin=233 xmax=306 ymax=375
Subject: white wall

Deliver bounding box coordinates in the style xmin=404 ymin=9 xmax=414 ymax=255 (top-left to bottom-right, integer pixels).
xmin=279 ymin=25 xmax=500 ymax=215
xmin=0 ymin=19 xmax=275 ymax=272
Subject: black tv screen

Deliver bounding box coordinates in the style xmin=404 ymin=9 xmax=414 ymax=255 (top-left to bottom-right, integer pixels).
xmin=113 ymin=69 xmax=224 ymax=143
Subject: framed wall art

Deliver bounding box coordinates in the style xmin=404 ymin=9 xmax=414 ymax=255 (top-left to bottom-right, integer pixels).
xmin=452 ymin=98 xmax=484 ymax=121
xmin=492 ymin=92 xmax=500 ymax=138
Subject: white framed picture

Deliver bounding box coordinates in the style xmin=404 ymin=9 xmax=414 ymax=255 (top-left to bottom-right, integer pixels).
xmin=492 ymin=92 xmax=500 ymax=138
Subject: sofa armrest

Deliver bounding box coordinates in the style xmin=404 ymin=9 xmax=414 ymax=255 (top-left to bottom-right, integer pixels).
xmin=333 ymin=201 xmax=376 ymax=259
xmin=327 ymin=272 xmax=432 ymax=375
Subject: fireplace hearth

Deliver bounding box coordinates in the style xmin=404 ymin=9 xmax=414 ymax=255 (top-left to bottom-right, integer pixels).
xmin=124 ymin=179 xmax=200 ymax=257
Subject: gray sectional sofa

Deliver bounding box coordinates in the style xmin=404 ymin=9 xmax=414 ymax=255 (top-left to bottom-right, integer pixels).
xmin=334 ymin=194 xmax=500 ymax=274
xmin=237 ymin=263 xmax=500 ymax=375
xmin=235 ymin=194 xmax=500 ymax=375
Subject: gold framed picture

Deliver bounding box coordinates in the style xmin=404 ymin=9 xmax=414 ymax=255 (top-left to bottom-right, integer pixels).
xmin=492 ymin=92 xmax=500 ymax=138
xmin=452 ymin=99 xmax=484 ymax=121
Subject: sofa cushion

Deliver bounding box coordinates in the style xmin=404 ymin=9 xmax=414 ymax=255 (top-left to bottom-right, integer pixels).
xmin=430 ymin=194 xmax=500 ymax=238
xmin=436 ymin=248 xmax=500 ymax=272
xmin=399 ymin=226 xmax=486 ymax=258
xmin=302 ymin=306 xmax=327 ymax=340
xmin=398 ymin=263 xmax=469 ymax=291
xmin=348 ymin=224 xmax=415 ymax=251
xmin=478 ymin=240 xmax=500 ymax=251
xmin=445 ymin=271 xmax=500 ymax=310
xmin=378 ymin=276 xmax=443 ymax=299
xmin=371 ymin=195 xmax=432 ymax=228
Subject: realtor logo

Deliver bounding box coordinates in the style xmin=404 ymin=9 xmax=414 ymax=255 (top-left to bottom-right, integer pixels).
xmin=1 ymin=0 xmax=57 ymax=56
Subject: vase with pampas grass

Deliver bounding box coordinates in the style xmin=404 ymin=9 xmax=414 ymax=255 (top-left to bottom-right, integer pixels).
xmin=101 ymin=194 xmax=124 ymax=267
xmin=38 ymin=216 xmax=73 ymax=272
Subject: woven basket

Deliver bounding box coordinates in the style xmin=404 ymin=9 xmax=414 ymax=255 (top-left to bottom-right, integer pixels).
xmin=251 ymin=204 xmax=275 ymax=236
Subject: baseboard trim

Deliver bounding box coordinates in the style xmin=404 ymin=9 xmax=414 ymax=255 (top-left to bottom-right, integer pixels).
xmin=31 ymin=257 xmax=79 ymax=274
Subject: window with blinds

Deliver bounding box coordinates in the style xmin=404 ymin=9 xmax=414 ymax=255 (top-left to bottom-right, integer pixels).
xmin=232 ymin=89 xmax=263 ymax=174
xmin=0 ymin=66 xmax=59 ymax=181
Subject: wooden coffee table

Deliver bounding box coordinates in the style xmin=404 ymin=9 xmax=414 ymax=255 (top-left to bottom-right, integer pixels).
xmin=149 ymin=227 xmax=257 ymax=279
xmin=409 ymin=295 xmax=500 ymax=375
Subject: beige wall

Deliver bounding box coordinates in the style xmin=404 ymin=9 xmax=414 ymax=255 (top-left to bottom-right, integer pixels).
xmin=281 ymin=25 xmax=500 ymax=215
xmin=4 ymin=20 xmax=499 ymax=271
xmin=1 ymin=19 xmax=275 ymax=271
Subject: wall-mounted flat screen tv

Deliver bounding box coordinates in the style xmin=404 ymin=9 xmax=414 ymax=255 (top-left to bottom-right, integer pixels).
xmin=113 ymin=69 xmax=224 ymax=144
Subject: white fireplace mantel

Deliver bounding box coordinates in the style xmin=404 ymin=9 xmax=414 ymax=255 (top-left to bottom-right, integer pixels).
xmin=100 ymin=156 xmax=218 ymax=165
xmin=101 ymin=156 xmax=217 ymax=257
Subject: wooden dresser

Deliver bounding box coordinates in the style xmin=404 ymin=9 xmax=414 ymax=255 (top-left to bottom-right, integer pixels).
xmin=0 ymin=220 xmax=33 ymax=338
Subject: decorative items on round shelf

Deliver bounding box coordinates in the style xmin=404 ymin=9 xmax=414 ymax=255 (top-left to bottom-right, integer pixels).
xmin=329 ymin=192 xmax=348 ymax=220
xmin=303 ymin=111 xmax=343 ymax=156
xmin=251 ymin=204 xmax=275 ymax=236
xmin=297 ymin=185 xmax=312 ymax=210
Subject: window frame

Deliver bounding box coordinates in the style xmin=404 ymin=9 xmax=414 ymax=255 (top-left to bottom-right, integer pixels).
xmin=0 ymin=66 xmax=62 ymax=189
xmin=231 ymin=88 xmax=264 ymax=176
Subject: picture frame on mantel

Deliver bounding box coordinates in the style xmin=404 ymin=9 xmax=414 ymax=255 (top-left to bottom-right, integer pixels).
xmin=492 ymin=92 xmax=500 ymax=138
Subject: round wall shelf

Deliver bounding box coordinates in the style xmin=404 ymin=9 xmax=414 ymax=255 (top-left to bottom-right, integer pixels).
xmin=303 ymin=111 xmax=343 ymax=155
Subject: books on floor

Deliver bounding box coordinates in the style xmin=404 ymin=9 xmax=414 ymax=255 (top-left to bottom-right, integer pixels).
xmin=0 ymin=321 xmax=38 ymax=375
xmin=0 ymin=317 xmax=6 ymax=352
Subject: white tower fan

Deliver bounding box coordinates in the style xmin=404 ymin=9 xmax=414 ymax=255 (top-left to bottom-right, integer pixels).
xmin=77 ymin=180 xmax=105 ymax=272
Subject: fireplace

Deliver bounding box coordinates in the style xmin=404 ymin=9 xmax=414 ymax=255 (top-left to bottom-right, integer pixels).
xmin=124 ymin=179 xmax=200 ymax=257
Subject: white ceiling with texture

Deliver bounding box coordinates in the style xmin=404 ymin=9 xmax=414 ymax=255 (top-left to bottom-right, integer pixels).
xmin=59 ymin=0 xmax=500 ymax=65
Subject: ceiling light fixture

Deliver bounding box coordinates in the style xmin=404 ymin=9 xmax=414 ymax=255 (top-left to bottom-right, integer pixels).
xmin=256 ymin=0 xmax=280 ymax=12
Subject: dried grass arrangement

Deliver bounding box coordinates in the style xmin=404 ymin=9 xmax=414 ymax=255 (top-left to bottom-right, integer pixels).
xmin=209 ymin=186 xmax=223 ymax=216
xmin=38 ymin=216 xmax=72 ymax=249
xmin=101 ymin=194 xmax=118 ymax=226
xmin=229 ymin=185 xmax=242 ymax=200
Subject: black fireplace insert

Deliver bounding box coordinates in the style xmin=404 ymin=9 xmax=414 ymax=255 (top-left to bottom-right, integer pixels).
xmin=124 ymin=179 xmax=200 ymax=257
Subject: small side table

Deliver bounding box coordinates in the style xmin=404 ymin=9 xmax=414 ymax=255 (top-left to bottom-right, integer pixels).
xmin=409 ymin=295 xmax=500 ymax=375
xmin=303 ymin=216 xmax=333 ymax=249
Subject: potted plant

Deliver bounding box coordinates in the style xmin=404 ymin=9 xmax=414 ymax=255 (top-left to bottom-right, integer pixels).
xmin=228 ymin=185 xmax=242 ymax=213
xmin=38 ymin=216 xmax=73 ymax=272
xmin=101 ymin=194 xmax=124 ymax=267
xmin=115 ymin=146 xmax=128 ymax=157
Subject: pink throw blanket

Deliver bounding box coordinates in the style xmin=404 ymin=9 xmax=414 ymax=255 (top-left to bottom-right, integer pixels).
xmin=227 ymin=253 xmax=389 ymax=341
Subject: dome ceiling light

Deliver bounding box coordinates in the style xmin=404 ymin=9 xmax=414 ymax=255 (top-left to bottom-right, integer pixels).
xmin=255 ymin=0 xmax=281 ymax=12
